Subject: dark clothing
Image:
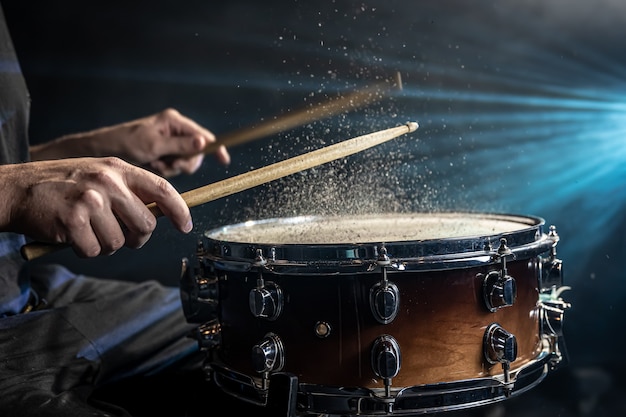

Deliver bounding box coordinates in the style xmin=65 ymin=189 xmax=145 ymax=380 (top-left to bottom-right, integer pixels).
xmin=0 ymin=3 xmax=30 ymax=317
xmin=0 ymin=4 xmax=203 ymax=416
xmin=0 ymin=264 xmax=203 ymax=417
xmin=0 ymin=3 xmax=29 ymax=166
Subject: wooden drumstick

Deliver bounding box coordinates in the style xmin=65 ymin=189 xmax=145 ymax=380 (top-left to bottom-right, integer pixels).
xmin=203 ymin=72 xmax=403 ymax=154
xmin=20 ymin=121 xmax=418 ymax=261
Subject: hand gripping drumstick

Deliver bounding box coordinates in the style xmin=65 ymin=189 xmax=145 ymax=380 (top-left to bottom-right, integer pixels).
xmin=203 ymin=72 xmax=403 ymax=154
xmin=20 ymin=121 xmax=418 ymax=261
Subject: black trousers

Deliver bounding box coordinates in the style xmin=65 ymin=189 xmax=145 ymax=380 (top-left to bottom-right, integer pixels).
xmin=0 ymin=264 xmax=206 ymax=417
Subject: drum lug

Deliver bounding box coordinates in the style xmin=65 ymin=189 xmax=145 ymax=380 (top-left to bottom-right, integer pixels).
xmin=482 ymin=271 xmax=517 ymax=312
xmin=252 ymin=332 xmax=285 ymax=388
xmin=481 ymin=238 xmax=517 ymax=312
xmin=249 ymin=279 xmax=283 ymax=321
xmin=484 ymin=323 xmax=517 ymax=364
xmin=371 ymin=334 xmax=401 ymax=399
xmin=249 ymin=250 xmax=284 ymax=321
xmin=179 ymin=257 xmax=220 ymax=324
xmin=540 ymin=225 xmax=564 ymax=290
xmin=370 ymin=246 xmax=400 ymax=324
xmin=370 ymin=279 xmax=400 ymax=325
xmin=194 ymin=319 xmax=222 ymax=350
xmin=483 ymin=323 xmax=517 ymax=394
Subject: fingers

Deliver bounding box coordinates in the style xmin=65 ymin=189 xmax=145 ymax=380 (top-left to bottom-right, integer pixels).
xmin=149 ymin=147 xmax=205 ymax=177
xmin=213 ymin=144 xmax=231 ymax=165
xmin=120 ymin=163 xmax=192 ymax=235
xmin=75 ymin=168 xmax=189 ymax=256
xmin=68 ymin=190 xmax=126 ymax=257
xmin=152 ymin=109 xmax=230 ymax=176
xmin=60 ymin=158 xmax=191 ymax=257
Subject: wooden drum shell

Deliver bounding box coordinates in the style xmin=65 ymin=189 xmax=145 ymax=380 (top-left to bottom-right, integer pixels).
xmin=211 ymin=256 xmax=541 ymax=389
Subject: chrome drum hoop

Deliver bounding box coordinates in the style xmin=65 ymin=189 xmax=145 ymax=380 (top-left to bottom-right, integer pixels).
xmin=200 ymin=212 xmax=555 ymax=275
xmin=208 ymin=347 xmax=559 ymax=416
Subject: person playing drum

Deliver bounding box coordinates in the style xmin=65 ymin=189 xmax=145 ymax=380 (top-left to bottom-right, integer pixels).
xmin=0 ymin=4 xmax=231 ymax=415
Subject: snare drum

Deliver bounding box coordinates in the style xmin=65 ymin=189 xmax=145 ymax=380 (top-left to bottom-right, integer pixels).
xmin=180 ymin=212 xmax=570 ymax=416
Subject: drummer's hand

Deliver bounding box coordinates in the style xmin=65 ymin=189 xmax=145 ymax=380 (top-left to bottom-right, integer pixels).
xmin=29 ymin=108 xmax=230 ymax=177
xmin=0 ymin=157 xmax=192 ymax=257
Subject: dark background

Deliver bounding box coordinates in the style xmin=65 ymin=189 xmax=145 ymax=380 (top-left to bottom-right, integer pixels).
xmin=3 ymin=0 xmax=626 ymax=416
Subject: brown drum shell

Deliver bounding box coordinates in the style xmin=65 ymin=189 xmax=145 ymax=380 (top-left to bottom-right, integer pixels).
xmin=213 ymin=256 xmax=541 ymax=388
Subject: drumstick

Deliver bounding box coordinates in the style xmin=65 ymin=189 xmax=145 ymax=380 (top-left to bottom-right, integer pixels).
xmin=203 ymin=72 xmax=403 ymax=154
xmin=20 ymin=121 xmax=418 ymax=261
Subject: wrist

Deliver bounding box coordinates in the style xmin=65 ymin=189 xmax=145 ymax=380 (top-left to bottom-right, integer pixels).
xmin=0 ymin=164 xmax=24 ymax=232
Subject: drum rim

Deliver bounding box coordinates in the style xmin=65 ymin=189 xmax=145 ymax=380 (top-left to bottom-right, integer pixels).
xmin=199 ymin=212 xmax=553 ymax=271
xmin=208 ymin=346 xmax=557 ymax=416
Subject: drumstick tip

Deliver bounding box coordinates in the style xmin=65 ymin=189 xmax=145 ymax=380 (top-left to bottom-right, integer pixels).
xmin=406 ymin=121 xmax=419 ymax=132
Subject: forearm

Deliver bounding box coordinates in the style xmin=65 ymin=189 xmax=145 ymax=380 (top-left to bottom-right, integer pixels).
xmin=27 ymin=108 xmax=227 ymax=178
xmin=29 ymin=127 xmax=122 ymax=161
xmin=0 ymin=164 xmax=26 ymax=232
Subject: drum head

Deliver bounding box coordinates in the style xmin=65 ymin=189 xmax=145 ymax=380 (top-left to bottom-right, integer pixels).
xmin=207 ymin=211 xmax=542 ymax=244
xmin=202 ymin=212 xmax=549 ymax=271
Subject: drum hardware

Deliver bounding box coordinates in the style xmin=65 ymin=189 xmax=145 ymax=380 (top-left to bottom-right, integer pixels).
xmin=252 ymin=332 xmax=286 ymax=390
xmin=371 ymin=334 xmax=402 ymax=406
xmin=194 ymin=319 xmax=222 ymax=350
xmin=481 ymin=238 xmax=517 ymax=312
xmin=314 ymin=321 xmax=332 ymax=338
xmin=539 ymin=284 xmax=571 ymax=369
xmin=249 ymin=249 xmax=284 ymax=321
xmin=537 ymin=225 xmax=570 ymax=368
xmin=179 ymin=256 xmax=219 ymax=324
xmin=541 ymin=286 xmax=570 ymax=337
xmin=483 ymin=323 xmax=518 ymax=394
xmin=540 ymin=225 xmax=563 ymax=289
xmin=209 ymin=349 xmax=557 ymax=416
xmin=265 ymin=373 xmax=299 ymax=417
xmin=182 ymin=212 xmax=571 ymax=416
xmin=369 ymin=246 xmax=400 ymax=325
xmin=253 ymin=249 xmax=268 ymax=268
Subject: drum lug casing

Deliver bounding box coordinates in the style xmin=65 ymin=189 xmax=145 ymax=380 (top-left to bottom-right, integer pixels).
xmin=369 ymin=279 xmax=400 ymax=324
xmin=484 ymin=323 xmax=518 ymax=365
xmin=481 ymin=238 xmax=517 ymax=312
xmin=252 ymin=332 xmax=286 ymax=390
xmin=249 ymin=281 xmax=284 ymax=321
xmin=371 ymin=334 xmax=402 ymax=402
xmin=483 ymin=323 xmax=518 ymax=393
xmin=179 ymin=256 xmax=219 ymax=324
xmin=249 ymin=250 xmax=284 ymax=321
xmin=248 ymin=281 xmax=283 ymax=321
xmin=482 ymin=271 xmax=517 ymax=312
xmin=370 ymin=248 xmax=400 ymax=324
